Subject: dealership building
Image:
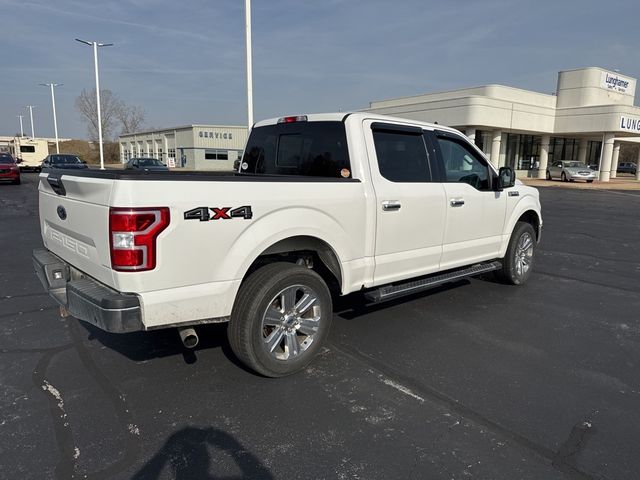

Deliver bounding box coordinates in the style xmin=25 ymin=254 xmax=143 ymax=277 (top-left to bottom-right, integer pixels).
xmin=366 ymin=67 xmax=640 ymax=181
xmin=119 ymin=124 xmax=248 ymax=170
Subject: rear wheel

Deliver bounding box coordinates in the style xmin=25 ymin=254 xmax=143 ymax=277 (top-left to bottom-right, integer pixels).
xmin=546 ymin=171 xmax=551 ymax=180
xmin=495 ymin=221 xmax=536 ymax=285
xmin=561 ymin=172 xmax=568 ymax=182
xmin=587 ymin=180 xmax=594 ymax=183
xmin=228 ymin=262 xmax=332 ymax=377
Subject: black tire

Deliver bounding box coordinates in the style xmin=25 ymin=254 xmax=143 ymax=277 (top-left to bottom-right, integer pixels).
xmin=495 ymin=221 xmax=536 ymax=285
xmin=587 ymin=180 xmax=594 ymax=183
xmin=228 ymin=262 xmax=332 ymax=377
xmin=546 ymin=171 xmax=551 ymax=180
xmin=13 ymin=178 xmax=21 ymax=185
xmin=561 ymin=172 xmax=568 ymax=182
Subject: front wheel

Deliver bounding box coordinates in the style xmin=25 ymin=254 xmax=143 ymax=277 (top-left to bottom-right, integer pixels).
xmin=587 ymin=180 xmax=594 ymax=183
xmin=561 ymin=172 xmax=568 ymax=182
xmin=546 ymin=171 xmax=551 ymax=180
xmin=495 ymin=221 xmax=536 ymax=285
xmin=228 ymin=262 xmax=332 ymax=377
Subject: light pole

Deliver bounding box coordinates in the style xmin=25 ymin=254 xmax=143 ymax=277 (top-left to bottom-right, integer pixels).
xmin=76 ymin=38 xmax=113 ymax=170
xmin=40 ymin=83 xmax=63 ymax=154
xmin=26 ymin=105 xmax=35 ymax=138
xmin=245 ymin=0 xmax=254 ymax=129
xmin=17 ymin=115 xmax=24 ymax=137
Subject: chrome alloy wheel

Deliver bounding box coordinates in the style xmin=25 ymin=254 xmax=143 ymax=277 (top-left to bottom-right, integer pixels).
xmin=515 ymin=232 xmax=534 ymax=277
xmin=261 ymin=284 xmax=321 ymax=361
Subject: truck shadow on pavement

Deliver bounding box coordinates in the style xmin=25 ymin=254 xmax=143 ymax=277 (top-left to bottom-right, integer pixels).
xmin=131 ymin=426 xmax=274 ymax=480
xmin=79 ymin=322 xmax=252 ymax=371
xmin=78 ymin=280 xmax=474 ymax=368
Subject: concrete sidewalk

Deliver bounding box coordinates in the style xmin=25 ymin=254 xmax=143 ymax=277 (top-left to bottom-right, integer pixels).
xmin=520 ymin=174 xmax=640 ymax=190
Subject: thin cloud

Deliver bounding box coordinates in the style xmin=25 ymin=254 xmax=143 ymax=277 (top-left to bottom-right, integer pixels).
xmin=0 ymin=0 xmax=216 ymax=43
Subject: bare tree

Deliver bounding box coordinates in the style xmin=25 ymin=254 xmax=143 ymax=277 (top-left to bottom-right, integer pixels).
xmin=118 ymin=105 xmax=146 ymax=135
xmin=75 ymin=89 xmax=124 ymax=142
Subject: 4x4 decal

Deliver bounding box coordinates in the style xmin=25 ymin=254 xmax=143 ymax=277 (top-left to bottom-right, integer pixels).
xmin=184 ymin=206 xmax=253 ymax=221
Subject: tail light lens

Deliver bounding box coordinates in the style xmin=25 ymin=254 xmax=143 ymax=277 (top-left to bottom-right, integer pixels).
xmin=109 ymin=207 xmax=170 ymax=271
xmin=277 ymin=115 xmax=308 ymax=124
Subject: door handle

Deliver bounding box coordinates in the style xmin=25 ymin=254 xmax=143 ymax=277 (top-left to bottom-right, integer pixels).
xmin=382 ymin=201 xmax=401 ymax=211
xmin=450 ymin=198 xmax=465 ymax=207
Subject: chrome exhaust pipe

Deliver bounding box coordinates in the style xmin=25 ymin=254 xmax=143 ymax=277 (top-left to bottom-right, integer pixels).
xmin=178 ymin=327 xmax=199 ymax=349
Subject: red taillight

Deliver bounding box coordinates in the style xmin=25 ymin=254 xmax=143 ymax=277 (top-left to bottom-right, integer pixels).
xmin=109 ymin=207 xmax=170 ymax=272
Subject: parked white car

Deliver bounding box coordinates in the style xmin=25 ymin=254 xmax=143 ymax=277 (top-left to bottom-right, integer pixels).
xmin=34 ymin=112 xmax=542 ymax=376
xmin=546 ymin=160 xmax=596 ymax=182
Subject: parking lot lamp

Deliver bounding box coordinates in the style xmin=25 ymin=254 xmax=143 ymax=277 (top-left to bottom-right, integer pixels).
xmin=17 ymin=115 xmax=24 ymax=137
xmin=40 ymin=83 xmax=62 ymax=154
xmin=26 ymin=105 xmax=35 ymax=138
xmin=245 ymin=0 xmax=253 ymax=129
xmin=75 ymin=38 xmax=113 ymax=170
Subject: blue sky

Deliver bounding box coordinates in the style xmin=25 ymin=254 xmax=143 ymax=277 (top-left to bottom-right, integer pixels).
xmin=1 ymin=0 xmax=639 ymax=139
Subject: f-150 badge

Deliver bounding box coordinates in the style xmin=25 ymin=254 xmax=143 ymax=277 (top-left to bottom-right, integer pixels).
xmin=184 ymin=206 xmax=253 ymax=221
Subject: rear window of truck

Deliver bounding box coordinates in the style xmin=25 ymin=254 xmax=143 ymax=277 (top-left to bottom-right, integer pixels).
xmin=239 ymin=121 xmax=351 ymax=178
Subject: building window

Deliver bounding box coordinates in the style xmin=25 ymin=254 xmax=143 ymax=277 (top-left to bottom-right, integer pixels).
xmin=587 ymin=141 xmax=602 ymax=168
xmin=548 ymin=138 xmax=579 ymax=163
xmin=505 ymin=134 xmax=541 ymax=170
xmin=475 ymin=131 xmax=493 ymax=157
xmin=205 ymin=149 xmax=229 ymax=160
xmin=158 ymin=148 xmax=163 ymax=160
xmin=168 ymin=148 xmax=176 ymax=159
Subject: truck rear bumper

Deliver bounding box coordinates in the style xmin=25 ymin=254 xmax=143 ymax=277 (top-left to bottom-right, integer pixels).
xmin=32 ymin=248 xmax=144 ymax=333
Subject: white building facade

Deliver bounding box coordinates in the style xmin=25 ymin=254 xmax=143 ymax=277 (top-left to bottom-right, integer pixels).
xmin=366 ymin=67 xmax=640 ymax=181
xmin=119 ymin=124 xmax=248 ymax=171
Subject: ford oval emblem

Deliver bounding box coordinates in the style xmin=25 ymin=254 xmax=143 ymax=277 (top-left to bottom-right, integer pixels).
xmin=57 ymin=205 xmax=67 ymax=220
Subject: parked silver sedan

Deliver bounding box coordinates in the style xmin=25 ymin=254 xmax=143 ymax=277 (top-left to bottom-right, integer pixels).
xmin=546 ymin=160 xmax=596 ymax=183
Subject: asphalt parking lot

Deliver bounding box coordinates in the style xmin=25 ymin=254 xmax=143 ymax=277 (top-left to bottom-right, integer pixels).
xmin=1 ymin=173 xmax=639 ymax=480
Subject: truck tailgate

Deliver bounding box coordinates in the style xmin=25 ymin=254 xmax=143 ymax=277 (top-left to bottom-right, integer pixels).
xmin=39 ymin=172 xmax=115 ymax=288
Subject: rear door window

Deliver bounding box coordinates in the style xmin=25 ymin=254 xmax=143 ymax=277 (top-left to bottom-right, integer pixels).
xmin=372 ymin=129 xmax=432 ymax=182
xmin=240 ymin=121 xmax=350 ymax=178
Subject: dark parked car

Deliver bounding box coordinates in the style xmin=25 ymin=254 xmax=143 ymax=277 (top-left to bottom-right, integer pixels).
xmin=617 ymin=162 xmax=637 ymax=175
xmin=0 ymin=153 xmax=21 ymax=184
xmin=125 ymin=157 xmax=169 ymax=171
xmin=42 ymin=154 xmax=88 ymax=170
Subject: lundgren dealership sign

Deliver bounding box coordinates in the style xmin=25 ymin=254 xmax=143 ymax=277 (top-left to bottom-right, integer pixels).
xmin=602 ymin=72 xmax=632 ymax=94
xmin=620 ymin=116 xmax=640 ymax=133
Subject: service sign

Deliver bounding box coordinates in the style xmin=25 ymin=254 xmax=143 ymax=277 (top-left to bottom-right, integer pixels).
xmin=601 ymin=71 xmax=632 ymax=94
xmin=199 ymin=131 xmax=233 ymax=140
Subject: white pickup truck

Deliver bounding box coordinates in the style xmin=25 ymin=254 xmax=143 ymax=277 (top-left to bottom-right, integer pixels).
xmin=34 ymin=112 xmax=542 ymax=377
